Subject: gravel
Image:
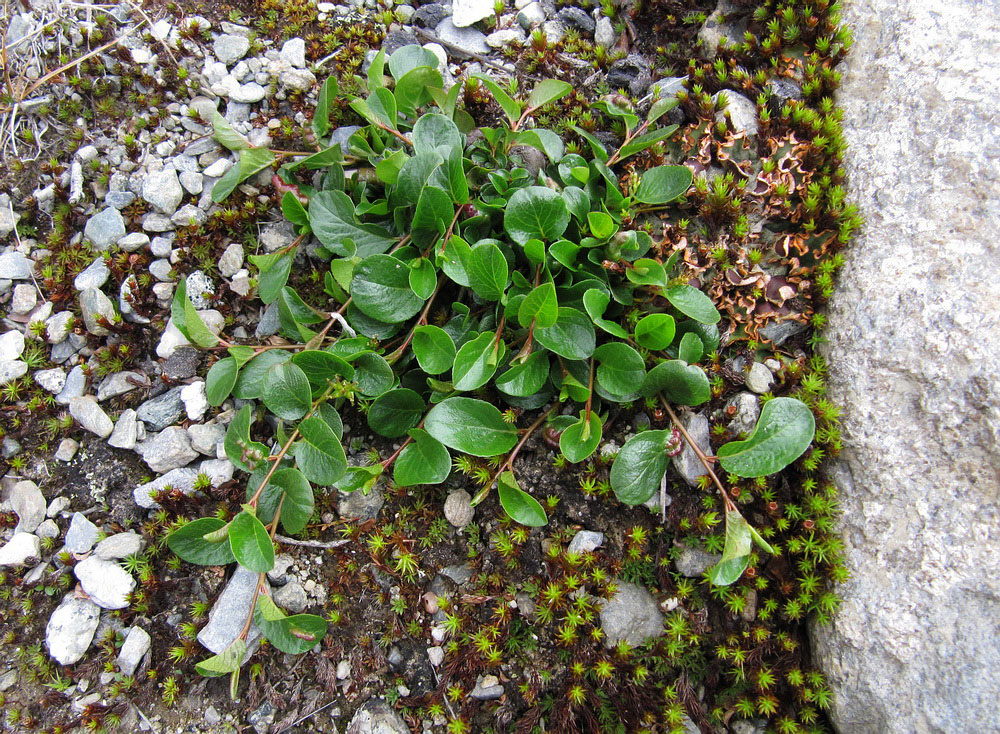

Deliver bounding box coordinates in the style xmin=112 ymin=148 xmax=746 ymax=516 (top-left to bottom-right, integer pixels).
xmin=79 ymin=287 xmax=116 ymax=336
xmin=0 ymin=532 xmax=41 ymax=567
xmin=74 ymin=556 xmax=136 ymax=609
xmin=69 ymin=396 xmax=115 ymax=438
xmin=64 ymin=512 xmax=100 ymax=553
xmin=137 ymin=426 xmax=199 ymax=473
xmin=45 ymin=595 xmax=101 ymax=665
xmin=83 ymin=208 xmax=126 ymax=250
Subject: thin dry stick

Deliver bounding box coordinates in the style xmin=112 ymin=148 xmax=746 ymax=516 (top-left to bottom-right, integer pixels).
xmin=273 ymin=534 xmax=350 ymax=549
xmin=659 ymin=395 xmax=737 ymax=513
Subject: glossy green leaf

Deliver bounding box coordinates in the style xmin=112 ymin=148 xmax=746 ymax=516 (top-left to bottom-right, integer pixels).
xmin=210 ymin=110 xmax=249 ymax=150
xmin=228 ymin=346 xmax=256 ymax=368
xmin=255 ymin=594 xmax=327 ymax=654
xmin=229 ymin=510 xmax=274 ymax=573
xmin=453 ymin=332 xmax=506 ymax=391
xmin=196 ymin=638 xmax=246 ymax=677
xmin=351 ymin=254 xmax=425 ymax=323
xmin=424 ymin=397 xmax=518 ymax=457
xmin=413 ymin=112 xmax=463 ymax=156
xmin=309 ymin=190 xmax=395 ymax=258
xmin=568 ymin=125 xmax=609 ymax=162
xmin=388 ymin=44 xmax=439 ymax=80
xmin=167 ymin=518 xmax=236 ymax=566
xmin=504 ymin=186 xmax=571 ymax=244
xmin=281 ymin=190 xmax=310 ymax=228
xmin=409 ymin=257 xmax=437 ymax=300
xmin=634 ymin=313 xmax=676 ymax=350
xmin=394 ymin=66 xmax=443 ymax=113
xmin=411 ymin=184 xmax=453 ymax=247
xmin=633 ymin=165 xmax=693 ymax=204
xmin=376 ymin=149 xmax=409 ymax=185
xmin=440 ymin=234 xmax=472 ymax=287
xmin=706 ymin=554 xmax=751 ymax=586
xmin=233 ymin=350 xmax=291 ymax=399
xmin=587 ymin=211 xmax=617 ymax=239
xmin=616 ymin=125 xmax=678 ymax=161
xmin=527 ymin=79 xmax=572 ymax=109
xmin=513 ymin=129 xmax=564 ymax=163
xmin=466 ymin=242 xmax=509 ymax=301
xmin=559 ymin=411 xmax=602 ymax=464
xmin=367 ymin=87 xmax=397 ymax=128
xmin=312 ymin=76 xmax=338 ymax=140
xmin=562 ymin=186 xmax=591 ymax=221
xmin=717 ymin=397 xmax=816 ymax=477
xmin=367 ymin=388 xmax=425 ymax=438
xmin=293 ymin=416 xmax=347 ymax=485
xmin=412 ymin=325 xmax=457 ymax=374
xmin=641 ymin=360 xmax=711 ymax=405
xmin=262 ymin=362 xmax=313 ymax=420
xmin=626 ymin=258 xmax=668 ymax=288
xmin=258 ymin=251 xmax=294 ymax=305
xmin=171 ymin=279 xmax=219 ymax=348
xmin=535 ymin=307 xmax=595 ymax=361
xmin=335 ymin=464 xmax=383 ymax=493
xmin=677 ymin=332 xmax=703 ymax=363
xmin=610 ymin=430 xmax=673 ymax=505
xmin=582 ymin=289 xmax=628 ymax=338
xmin=495 ymin=350 xmax=549 ymax=397
xmin=291 ymin=350 xmax=354 ymax=396
xmin=394 ymin=428 xmax=451 ymax=486
xmin=665 ymin=284 xmax=721 ymax=324
xmin=206 ymin=357 xmax=239 ymax=407
xmin=517 ymin=282 xmax=558 ymax=328
xmin=351 ymin=352 xmax=394 ymax=397
xmin=593 ymin=343 xmax=646 ymax=397
xmin=706 ymin=509 xmax=753 ymax=586
xmin=211 ymin=162 xmax=242 ymax=202
xmin=315 ymin=403 xmax=344 ymax=439
xmin=472 ymin=74 xmax=521 ymax=125
xmin=224 ymin=404 xmax=269 ymax=472
xmin=268 ymin=467 xmax=315 ymax=535
xmin=497 ymin=471 xmax=547 ymax=526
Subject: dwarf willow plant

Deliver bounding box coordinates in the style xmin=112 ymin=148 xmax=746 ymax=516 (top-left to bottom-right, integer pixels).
xmin=166 ymin=45 xmax=816 ymax=681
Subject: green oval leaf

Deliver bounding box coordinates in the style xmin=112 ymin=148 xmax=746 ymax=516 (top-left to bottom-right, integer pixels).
xmin=717 ymin=397 xmax=816 ymax=477
xmin=393 ymin=428 xmax=451 ymax=486
xmin=626 ymin=258 xmax=668 ymax=287
xmin=452 ymin=332 xmax=505 ymax=391
xmin=167 ymin=518 xmax=236 ymax=566
xmin=206 ymin=357 xmax=239 ymax=407
xmin=518 ymin=282 xmax=558 ymax=329
xmin=610 ymin=430 xmax=673 ymax=505
xmin=255 ymin=594 xmax=327 ymax=654
xmin=593 ymin=343 xmax=646 ymax=397
xmin=504 ymin=186 xmax=570 ymax=244
xmin=707 ymin=509 xmax=753 ymax=586
xmin=559 ymin=412 xmax=603 ymax=464
xmin=352 ymin=254 xmax=425 ymax=323
xmin=527 ymin=79 xmax=572 ymax=109
xmin=224 ymin=404 xmax=269 ymax=472
xmin=412 ymin=325 xmax=457 ymax=375
xmin=535 ymin=307 xmax=595 ymax=361
xmin=424 ymin=397 xmax=518 ymax=457
xmin=408 ymin=257 xmax=437 ymax=300
xmin=634 ymin=313 xmax=676 ymax=350
xmin=195 ymin=638 xmax=247 ymax=677
xmin=367 ymin=388 xmax=426 ymax=438
xmin=229 ymin=510 xmax=275 ymax=573
xmin=582 ymin=289 xmax=628 ymax=338
xmin=466 ymin=241 xmax=509 ymax=301
xmin=291 ymin=350 xmax=355 ymax=396
xmin=665 ymin=284 xmax=720 ymax=325
xmin=263 ymin=362 xmax=313 ymax=420
xmin=293 ymin=415 xmax=347 ymax=485
xmin=495 ymin=350 xmax=549 ymax=397
xmin=233 ymin=350 xmax=291 ymax=399
xmin=641 ymin=360 xmax=711 ymax=405
xmin=498 ymin=471 xmax=547 ymax=527
xmin=269 ymin=468 xmax=315 ymax=536
xmin=677 ymin=332 xmax=704 ymax=363
xmin=352 ymin=352 xmax=395 ymax=397
xmin=633 ymin=165 xmax=693 ymax=204
xmin=412 ymin=112 xmax=463 ymax=156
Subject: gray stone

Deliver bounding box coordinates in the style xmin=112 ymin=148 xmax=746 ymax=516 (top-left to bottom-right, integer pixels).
xmin=248 ymin=702 xmax=275 ymax=734
xmin=185 ymin=270 xmax=215 ymax=308
xmin=64 ymin=512 xmax=100 ymax=553
xmin=444 ymin=489 xmax=474 ymax=528
xmin=45 ymin=594 xmax=101 ymax=665
xmin=34 ymin=367 xmax=66 ymax=394
xmin=671 ymin=412 xmax=710 ymax=487
xmin=54 ymin=438 xmax=78 ymax=462
xmin=594 ymin=16 xmax=615 ymax=48
xmin=137 ymin=426 xmax=198 ymax=473
xmin=95 ymin=531 xmax=144 ymax=560
xmin=346 ymin=700 xmax=409 ymax=734
xmin=73 ymin=258 xmax=110 ymax=291
xmin=108 ymin=409 xmax=139 ymax=450
xmin=413 ymin=3 xmax=449 ymax=28
xmin=516 ymin=2 xmax=545 ymax=28
xmin=69 ymin=397 xmax=114 ymax=438
xmin=79 ymin=287 xmax=116 ymax=336
xmin=599 ymin=581 xmax=665 ymax=647
xmin=725 ymin=391 xmax=760 ymax=437
xmin=675 ymin=545 xmax=720 ymax=577
xmin=607 ymin=54 xmax=652 ymax=96
xmin=697 ymin=0 xmax=744 ymax=54
xmin=8 ymin=479 xmax=45 ymax=534
xmin=11 ymin=283 xmax=36 ymax=314
xmin=197 ymin=565 xmax=267 ymax=657
xmin=116 ymin=626 xmax=151 ymax=676
xmin=136 ymin=387 xmax=185 ymax=431
xmin=0 ymin=360 xmax=27 ymax=385
xmin=486 ymin=28 xmax=526 ymax=48
xmin=171 ymin=203 xmax=207 ymax=227
xmin=758 ymin=319 xmax=808 ymax=346
xmin=214 ymin=33 xmax=250 ymax=63
xmin=435 ymin=18 xmax=490 ymax=56
xmin=178 ymin=171 xmax=203 ymax=195
xmin=198 ymin=458 xmax=235 ymax=487
xmin=280 ymin=37 xmax=306 ymax=67
xmin=218 ymin=243 xmax=244 ymax=277
xmin=55 ymin=366 xmax=87 ymax=405
xmin=273 ymin=581 xmax=308 ymax=613
xmin=339 ymin=481 xmax=385 ymax=521
xmin=205 ymin=707 xmax=222 ymax=725
xmin=716 ymin=90 xmax=758 ymax=137
xmin=268 ymin=554 xmax=295 ymax=584
xmin=149 ymin=258 xmax=174 ymax=281
xmin=0 ymin=532 xmax=40 ymax=566
xmin=47 ymin=497 xmax=70 ymax=517
xmin=35 ymin=520 xmax=59 ymax=539
xmin=46 ymin=311 xmax=75 ymax=344
xmin=745 ymin=361 xmax=773 ymax=394
xmin=119 ymin=275 xmax=150 ymax=325
xmin=440 ymin=564 xmax=473 ymax=585
xmin=188 ymin=422 xmax=226 ymax=455
xmin=557 ymin=6 xmax=594 ymax=33
xmin=96 ymin=371 xmax=142 ymax=401
xmin=807 ymin=2 xmax=1000 ymax=732
xmin=133 ymin=467 xmax=200 ymax=508
xmin=84 ymin=208 xmax=126 ymax=250
xmin=452 ymin=0 xmax=494 ymax=27
xmin=162 ymin=347 xmax=201 ymax=380
xmin=75 ymin=556 xmax=135 ymax=609
xmin=0 ymin=252 xmax=31 ymax=280
xmin=141 ymin=212 xmax=175 ymax=232
xmin=567 ymin=530 xmax=604 ymax=555
xmin=470 ymin=675 xmax=504 ymax=700
xmin=0 ymin=330 xmax=24 ymax=361
xmin=228 ymin=81 xmax=267 ymax=104
xmin=103 ymin=190 xmax=135 ymax=209
xmin=142 ymin=168 xmax=184 ymax=215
